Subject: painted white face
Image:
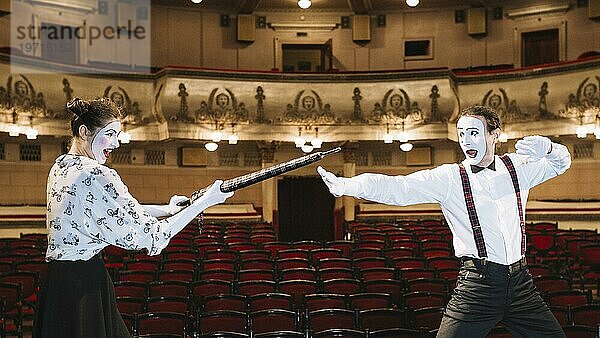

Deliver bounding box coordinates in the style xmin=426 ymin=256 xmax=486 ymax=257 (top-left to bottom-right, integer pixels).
xmin=90 ymin=120 xmax=121 ymax=164
xmin=457 ymin=116 xmax=487 ymax=165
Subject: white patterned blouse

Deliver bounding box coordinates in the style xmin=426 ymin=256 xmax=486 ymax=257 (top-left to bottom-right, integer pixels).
xmin=46 ymin=154 xmax=176 ymax=261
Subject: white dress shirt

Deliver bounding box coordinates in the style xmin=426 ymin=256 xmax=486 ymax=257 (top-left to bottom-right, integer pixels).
xmin=341 ymin=143 xmax=571 ymax=265
xmin=46 ymin=154 xmax=186 ymax=261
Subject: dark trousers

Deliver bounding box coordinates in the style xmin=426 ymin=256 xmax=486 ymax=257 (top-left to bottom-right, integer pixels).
xmin=437 ymin=258 xmax=565 ymax=338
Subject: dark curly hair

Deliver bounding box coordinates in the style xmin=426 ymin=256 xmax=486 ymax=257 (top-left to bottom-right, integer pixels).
xmin=67 ymin=97 xmax=122 ymax=137
xmin=458 ymin=105 xmax=501 ymax=133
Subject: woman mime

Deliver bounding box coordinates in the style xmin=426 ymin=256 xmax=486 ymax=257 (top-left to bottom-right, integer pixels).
xmin=33 ymin=97 xmax=233 ymax=338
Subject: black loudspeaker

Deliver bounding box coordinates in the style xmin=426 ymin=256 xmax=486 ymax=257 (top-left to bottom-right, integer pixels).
xmin=257 ymin=16 xmax=266 ymax=28
xmin=493 ymin=7 xmax=503 ymax=20
xmin=352 ymin=15 xmax=371 ymax=41
xmin=237 ymin=14 xmax=255 ymax=42
xmin=455 ymin=10 xmax=465 ymax=23
xmin=467 ymin=7 xmax=486 ymax=35
xmin=220 ymin=14 xmax=230 ymax=27
xmin=341 ymin=16 xmax=350 ymax=28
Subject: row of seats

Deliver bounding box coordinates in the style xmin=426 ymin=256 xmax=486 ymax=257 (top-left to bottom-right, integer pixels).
xmin=117 ymin=248 xmax=457 ymax=264
xmin=115 ymin=278 xmax=599 ymax=311
xmin=118 ymin=305 xmax=600 ymax=337
xmin=122 ymin=307 xmax=445 ymax=336
xmin=116 ymin=282 xmax=448 ymax=311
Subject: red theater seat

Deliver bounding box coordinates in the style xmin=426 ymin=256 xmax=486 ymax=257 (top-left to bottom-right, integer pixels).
xmin=147 ymin=280 xmax=189 ymax=298
xmin=250 ymin=309 xmax=299 ymax=334
xmin=348 ymin=292 xmax=393 ymax=310
xmin=202 ymin=294 xmax=246 ymax=312
xmin=248 ymin=293 xmax=294 ymax=311
xmin=304 ymin=293 xmax=346 ymax=311
xmin=197 ymin=310 xmax=247 ymax=335
xmin=134 ymin=311 xmax=189 ymax=336
xmin=278 ymin=279 xmax=318 ymax=306
xmin=358 ymin=308 xmax=407 ymax=331
xmin=308 ymin=308 xmax=356 ymax=332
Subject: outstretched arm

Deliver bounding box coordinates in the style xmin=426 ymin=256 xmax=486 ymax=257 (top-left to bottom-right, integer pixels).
xmin=317 ymin=165 xmax=451 ymax=206
xmin=515 ymin=135 xmax=571 ymax=188
xmin=87 ymin=165 xmax=233 ymax=255
xmin=142 ymin=195 xmax=188 ymax=217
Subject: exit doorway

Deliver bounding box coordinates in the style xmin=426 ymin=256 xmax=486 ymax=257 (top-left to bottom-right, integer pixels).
xmin=521 ymin=28 xmax=558 ymax=67
xmin=277 ymin=176 xmax=335 ymax=242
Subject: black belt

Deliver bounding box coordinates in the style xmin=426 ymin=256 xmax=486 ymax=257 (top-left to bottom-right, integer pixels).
xmin=460 ymin=257 xmax=527 ymax=275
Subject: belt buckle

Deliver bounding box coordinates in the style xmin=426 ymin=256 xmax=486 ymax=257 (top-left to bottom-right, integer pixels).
xmin=473 ymin=257 xmax=486 ymax=269
xmin=509 ymin=258 xmax=523 ymax=274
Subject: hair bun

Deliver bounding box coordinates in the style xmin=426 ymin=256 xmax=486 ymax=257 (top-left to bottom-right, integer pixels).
xmin=66 ymin=97 xmax=88 ymax=117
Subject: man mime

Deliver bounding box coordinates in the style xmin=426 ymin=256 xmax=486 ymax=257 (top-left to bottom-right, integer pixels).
xmin=317 ymin=105 xmax=570 ymax=337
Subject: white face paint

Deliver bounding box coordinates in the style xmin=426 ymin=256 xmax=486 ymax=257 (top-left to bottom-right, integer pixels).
xmin=90 ymin=120 xmax=121 ymax=164
xmin=457 ymin=116 xmax=487 ymax=165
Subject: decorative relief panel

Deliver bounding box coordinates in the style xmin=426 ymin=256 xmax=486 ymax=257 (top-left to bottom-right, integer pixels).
xmin=171 ymin=84 xmax=250 ymax=124
xmin=559 ymin=76 xmax=600 ymax=123
xmin=103 ymin=85 xmax=147 ymax=125
xmin=0 ymin=74 xmax=49 ymax=117
xmin=457 ymin=62 xmax=600 ymax=138
xmin=158 ymin=75 xmax=456 ymax=133
xmin=279 ymin=89 xmax=337 ymax=124
xmin=369 ymin=88 xmax=424 ymax=125
xmin=480 ymin=88 xmax=523 ymax=123
xmin=3 ymin=55 xmax=597 ymax=142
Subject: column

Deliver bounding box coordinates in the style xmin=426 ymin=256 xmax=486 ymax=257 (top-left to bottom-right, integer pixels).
xmin=259 ymin=142 xmax=277 ymax=223
xmin=342 ymin=143 xmax=358 ymax=222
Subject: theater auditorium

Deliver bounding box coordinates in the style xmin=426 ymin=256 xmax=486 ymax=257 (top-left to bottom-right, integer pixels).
xmin=0 ymin=0 xmax=598 ymax=337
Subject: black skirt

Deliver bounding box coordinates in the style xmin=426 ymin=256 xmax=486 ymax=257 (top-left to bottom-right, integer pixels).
xmin=33 ymin=254 xmax=131 ymax=338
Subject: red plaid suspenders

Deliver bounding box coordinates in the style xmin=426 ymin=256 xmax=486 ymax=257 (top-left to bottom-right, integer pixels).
xmin=499 ymin=155 xmax=526 ymax=256
xmin=458 ymin=155 xmax=526 ymax=258
xmin=458 ymin=163 xmax=488 ymax=257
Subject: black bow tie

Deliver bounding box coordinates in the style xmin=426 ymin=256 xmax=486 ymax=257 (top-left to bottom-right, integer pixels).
xmin=471 ymin=160 xmax=496 ymax=173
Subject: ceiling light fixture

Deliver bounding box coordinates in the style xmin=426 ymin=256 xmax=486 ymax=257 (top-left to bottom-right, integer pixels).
xmin=301 ymin=144 xmax=314 ymax=153
xmin=400 ymin=142 xmax=413 ymax=152
xmin=311 ymin=127 xmax=323 ymax=148
xmin=397 ymin=121 xmax=410 ymax=143
xmin=406 ymin=0 xmax=420 ymax=7
xmin=383 ymin=123 xmax=393 ymax=144
xmin=298 ymin=0 xmax=311 ymax=10
xmin=190 ymin=0 xmax=203 ymax=4
xmin=211 ymin=130 xmax=222 ymax=142
xmin=576 ymin=114 xmax=588 ymax=139
xmin=294 ymin=127 xmax=306 ymax=147
xmin=205 ymin=142 xmax=218 ymax=152
xmin=25 ymin=126 xmax=38 ymax=140
xmin=498 ymin=132 xmax=508 ymax=143
xmin=119 ymin=123 xmax=131 ymax=144
xmin=8 ymin=110 xmax=19 ymax=137
xmin=25 ymin=116 xmax=38 ymax=140
xmin=119 ymin=131 xmax=131 ymax=144
xmin=228 ymin=123 xmax=239 ymax=144
xmin=576 ymin=125 xmax=588 ymax=138
xmin=8 ymin=124 xmax=19 ymax=137
xmin=228 ymin=134 xmax=239 ymax=145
